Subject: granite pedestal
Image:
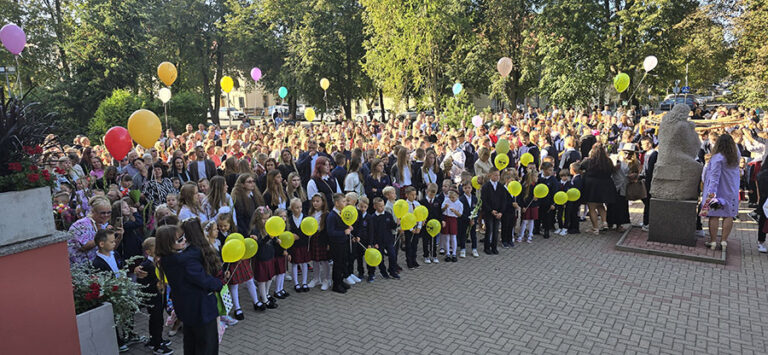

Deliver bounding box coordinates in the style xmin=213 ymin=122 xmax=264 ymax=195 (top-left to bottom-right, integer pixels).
xmin=647 ymin=198 xmax=698 ymax=246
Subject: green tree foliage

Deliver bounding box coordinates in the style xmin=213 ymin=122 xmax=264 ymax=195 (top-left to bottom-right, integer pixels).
xmin=729 ymin=0 xmax=768 ymax=107
xmin=88 ymin=89 xmax=144 ymax=139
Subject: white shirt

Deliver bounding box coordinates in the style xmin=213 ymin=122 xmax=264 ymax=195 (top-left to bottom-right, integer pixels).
xmin=179 ymin=205 xmax=210 ymax=224
xmin=442 ymin=198 xmax=463 ymax=218
xmin=401 ymin=166 xmax=412 ymax=185
xmin=196 ymin=160 xmax=207 ymax=180
xmin=422 ymin=168 xmax=437 ymax=185
xmin=292 ymin=213 xmax=303 ymax=229
xmin=407 ymin=200 xmax=423 ymax=229
xmin=306 ymin=175 xmax=342 ymax=199
xmin=490 ymin=181 xmax=498 ymax=190
xmin=344 ymin=173 xmax=365 ymax=196
xmin=97 ymin=251 xmax=120 ymax=277
xmin=309 ymin=153 xmax=319 ymax=175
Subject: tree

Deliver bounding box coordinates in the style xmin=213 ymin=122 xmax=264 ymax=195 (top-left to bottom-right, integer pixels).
xmin=729 ymin=0 xmax=768 ymax=107
xmin=88 ymin=89 xmax=143 ymax=139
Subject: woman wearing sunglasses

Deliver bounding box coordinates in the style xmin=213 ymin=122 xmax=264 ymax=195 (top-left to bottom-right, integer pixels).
xmin=67 ymin=195 xmax=122 ymax=265
xmin=156 ymin=219 xmax=225 ymax=355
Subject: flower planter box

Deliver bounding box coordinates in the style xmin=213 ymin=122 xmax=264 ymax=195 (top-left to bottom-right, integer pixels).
xmin=0 ymin=187 xmax=56 ymax=247
xmin=76 ymin=302 xmax=119 ymax=355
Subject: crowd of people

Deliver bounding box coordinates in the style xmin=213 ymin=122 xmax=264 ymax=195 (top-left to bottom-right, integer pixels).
xmin=55 ymin=103 xmax=761 ymax=354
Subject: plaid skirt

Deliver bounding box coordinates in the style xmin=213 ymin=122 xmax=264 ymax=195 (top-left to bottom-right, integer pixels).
xmin=289 ymin=244 xmax=311 ymax=264
xmin=310 ymin=236 xmax=330 ymax=261
xmin=522 ymin=206 xmax=539 ymax=220
xmin=252 ymin=258 xmax=276 ymax=283
xmin=274 ymin=255 xmax=287 ymax=274
xmin=228 ymin=259 xmax=254 ymax=285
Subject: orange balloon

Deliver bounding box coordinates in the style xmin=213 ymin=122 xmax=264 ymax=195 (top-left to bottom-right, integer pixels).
xmin=127 ymin=109 xmax=162 ymax=148
xmin=157 ymin=62 xmax=177 ymax=86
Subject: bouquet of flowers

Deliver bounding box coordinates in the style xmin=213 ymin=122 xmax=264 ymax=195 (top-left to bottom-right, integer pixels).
xmin=699 ymin=193 xmax=722 ymax=217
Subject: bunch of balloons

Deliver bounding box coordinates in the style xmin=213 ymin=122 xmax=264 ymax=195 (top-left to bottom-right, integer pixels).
xmin=222 ymin=233 xmax=258 ymax=263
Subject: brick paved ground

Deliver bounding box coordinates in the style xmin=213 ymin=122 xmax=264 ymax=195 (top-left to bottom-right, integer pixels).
xmin=128 ymin=202 xmax=768 ymax=354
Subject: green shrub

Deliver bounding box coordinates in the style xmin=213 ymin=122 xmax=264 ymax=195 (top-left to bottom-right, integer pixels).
xmin=147 ymin=90 xmax=207 ymax=134
xmin=440 ymin=92 xmax=476 ymax=128
xmin=88 ymin=89 xmax=144 ymax=140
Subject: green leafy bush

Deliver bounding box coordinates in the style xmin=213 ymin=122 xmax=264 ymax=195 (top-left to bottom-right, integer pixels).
xmin=88 ymin=89 xmax=144 ymax=140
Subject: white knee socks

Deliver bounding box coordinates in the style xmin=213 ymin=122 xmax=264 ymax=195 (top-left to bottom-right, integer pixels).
xmin=301 ymin=263 xmax=308 ymax=284
xmin=521 ymin=220 xmax=534 ymax=237
xmin=230 ymin=283 xmax=241 ymax=310
xmin=244 ymin=278 xmax=258 ymax=304
xmin=448 ymin=235 xmax=457 ymax=256
xmin=275 ymin=273 xmax=285 ymax=292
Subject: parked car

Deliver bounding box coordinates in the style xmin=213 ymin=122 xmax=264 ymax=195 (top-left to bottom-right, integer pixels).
xmin=207 ymin=107 xmax=245 ymax=126
xmin=659 ymin=94 xmax=698 ymax=111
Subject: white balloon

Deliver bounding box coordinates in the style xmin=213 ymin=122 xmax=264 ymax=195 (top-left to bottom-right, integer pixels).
xmin=158 ymin=88 xmax=172 ymax=103
xmin=643 ymin=55 xmax=658 ymax=73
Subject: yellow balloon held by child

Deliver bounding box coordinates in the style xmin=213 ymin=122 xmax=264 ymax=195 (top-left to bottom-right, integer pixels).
xmin=222 ymin=239 xmax=245 ymax=263
xmin=225 ymin=233 xmax=244 ymax=243
xmin=393 ymin=199 xmax=408 ymax=218
xmin=533 ymin=183 xmax=549 ymax=199
xmin=567 ymin=188 xmax=581 ymax=202
xmin=401 ymin=213 xmax=417 ymax=231
xmin=341 ymin=205 xmax=358 ymax=226
xmin=553 ymin=191 xmax=568 ymax=205
xmin=278 ymin=231 xmax=295 ymax=249
xmin=494 ymin=153 xmax=509 ymax=170
xmin=471 ymin=176 xmax=481 ymax=189
xmin=507 ymin=181 xmax=522 ymax=196
xmin=413 ymin=205 xmax=428 ymax=222
xmin=520 ymin=152 xmax=534 ymax=167
xmin=265 ymin=216 xmax=285 ymax=237
xmin=300 ymin=217 xmax=318 ymax=236
xmin=364 ymin=248 xmax=382 ymax=267
xmin=242 ymin=238 xmax=258 ymax=259
xmin=426 ymin=219 xmax=441 ymax=237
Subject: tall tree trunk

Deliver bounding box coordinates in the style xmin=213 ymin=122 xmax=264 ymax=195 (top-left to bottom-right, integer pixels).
xmin=379 ymin=89 xmax=385 ymax=121
xmin=213 ymin=39 xmax=224 ymax=126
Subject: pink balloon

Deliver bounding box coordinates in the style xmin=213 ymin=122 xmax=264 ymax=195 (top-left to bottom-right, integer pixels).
xmin=0 ymin=24 xmax=26 ymax=55
xmin=472 ymin=115 xmax=483 ymax=128
xmin=250 ymin=67 xmax=262 ymax=82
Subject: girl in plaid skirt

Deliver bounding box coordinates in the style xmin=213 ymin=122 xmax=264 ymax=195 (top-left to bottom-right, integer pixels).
xmin=217 ymin=214 xmax=259 ymax=321
xmin=308 ymin=193 xmax=331 ymax=291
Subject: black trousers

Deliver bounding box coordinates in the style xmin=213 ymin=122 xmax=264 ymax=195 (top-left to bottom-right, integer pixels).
xmin=642 ymin=195 xmax=651 ymax=226
xmin=347 ymin=242 xmax=365 ymax=276
xmin=759 ymin=213 xmax=766 ymax=243
xmin=368 ymin=242 xmax=398 ymax=276
xmin=501 ymin=210 xmax=516 ymax=245
xmin=330 ymin=241 xmax=349 ymax=285
xmin=566 ymin=202 xmax=580 ymax=232
xmin=183 ymin=319 xmax=218 ymax=355
xmin=555 ymin=205 xmax=566 ymax=229
xmin=458 ymin=218 xmax=477 ymax=250
xmin=422 ymin=231 xmax=437 ymax=258
xmin=404 ymin=231 xmax=419 ymax=267
xmin=147 ymin=293 xmax=164 ymax=347
xmin=483 ymin=217 xmax=501 ymax=250
xmin=539 ymin=204 xmax=555 ymax=231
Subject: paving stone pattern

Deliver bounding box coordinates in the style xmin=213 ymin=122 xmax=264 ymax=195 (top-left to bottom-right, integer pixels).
xmin=128 ymin=202 xmax=768 ymax=354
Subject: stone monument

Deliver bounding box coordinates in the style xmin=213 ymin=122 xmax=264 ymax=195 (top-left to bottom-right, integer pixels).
xmin=648 ymin=103 xmax=702 ymax=246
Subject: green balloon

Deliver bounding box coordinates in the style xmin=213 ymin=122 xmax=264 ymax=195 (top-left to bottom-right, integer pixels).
xmin=278 ymin=86 xmax=288 ymax=98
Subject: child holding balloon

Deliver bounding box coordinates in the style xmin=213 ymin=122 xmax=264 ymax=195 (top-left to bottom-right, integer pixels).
xmin=537 ymin=162 xmax=559 ymax=239
xmin=250 ymin=207 xmax=278 ymax=310
xmin=288 ymin=198 xmax=311 ymax=293
xmin=272 ymin=208 xmax=290 ymax=299
xmin=518 ymin=167 xmax=540 ymax=243
xmin=370 ymin=197 xmax=400 ymax=279
xmin=219 ymin=214 xmax=260 ymax=321
xmin=308 ymin=194 xmax=332 ymax=291
xmin=441 ymin=190 xmax=463 ymax=262
xmin=420 ymin=183 xmax=442 ymax=263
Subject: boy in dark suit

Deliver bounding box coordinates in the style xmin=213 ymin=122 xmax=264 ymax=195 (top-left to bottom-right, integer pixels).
xmin=326 ymin=193 xmax=353 ymax=293
xmin=567 ymin=162 xmax=583 ymax=234
xmin=481 ymin=167 xmax=506 ymax=254
xmin=419 ymin=183 xmax=442 ymax=263
xmin=370 ymin=197 xmax=400 ymax=279
xmin=135 ymin=237 xmax=173 ymax=354
xmin=537 ymin=162 xmax=559 ymax=238
xmin=458 ymin=182 xmax=479 ymax=257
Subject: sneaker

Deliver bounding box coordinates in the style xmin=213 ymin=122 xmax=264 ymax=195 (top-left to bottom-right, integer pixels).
xmin=391 ymin=273 xmax=401 ymax=280
xmin=350 ymin=274 xmax=362 ymax=283
xmin=439 ymin=248 xmax=445 ymax=255
xmin=119 ymin=344 xmax=129 ymax=353
xmin=223 ymin=315 xmax=239 ymax=325
xmin=471 ymin=249 xmax=479 ymax=257
xmin=367 ymin=275 xmax=374 ymax=282
xmin=153 ymin=345 xmax=174 ymax=355
xmin=759 ymin=243 xmax=767 ymax=253
xmin=320 ymin=280 xmax=330 ymax=291
xmin=432 ymin=257 xmax=439 ymax=264
xmin=526 ymin=236 xmax=532 ymax=243
xmin=516 ymin=237 xmax=522 ymax=243
xmin=641 ymin=225 xmax=649 ymax=232
xmin=161 ymin=339 xmax=172 ymax=347
xmin=560 ymin=229 xmax=568 ymax=236
xmin=126 ymin=335 xmax=148 ymax=346
xmin=307 ymin=279 xmax=318 ymax=288
xmin=459 ymin=249 xmax=466 ymax=258
xmin=343 ymin=276 xmax=355 ymax=285
xmin=424 ymin=257 xmax=431 ymax=264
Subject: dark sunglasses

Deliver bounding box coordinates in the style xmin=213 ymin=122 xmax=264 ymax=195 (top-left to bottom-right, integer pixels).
xmin=175 ymin=235 xmax=186 ymax=244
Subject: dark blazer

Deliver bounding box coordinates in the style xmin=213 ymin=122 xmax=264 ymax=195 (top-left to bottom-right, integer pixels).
xmin=187 ymin=159 xmax=217 ymax=182
xmin=355 ymin=211 xmax=372 ymax=246
xmin=331 ymin=166 xmax=347 ymax=188
xmin=537 ymin=175 xmax=560 ymax=207
xmin=419 ymin=196 xmax=442 ymax=223
xmin=481 ymin=180 xmax=507 ymax=216
xmin=364 ymin=174 xmax=391 ymax=202
xmin=326 ymin=209 xmax=349 ymax=244
xmin=370 ymin=211 xmax=397 ymax=245
xmin=160 ymin=246 xmax=223 ymax=326
xmin=137 ymin=257 xmax=160 ymax=296
xmin=413 ymin=168 xmax=444 ymax=194
xmin=459 ymin=193 xmax=478 ymax=221
xmin=571 ymin=174 xmax=584 ymax=204
xmin=580 ymin=135 xmax=597 ymax=159
xmin=234 ymin=193 xmax=261 ymax=235
xmin=92 ymin=252 xmax=124 ymax=274
xmin=642 ymin=150 xmax=658 ymax=189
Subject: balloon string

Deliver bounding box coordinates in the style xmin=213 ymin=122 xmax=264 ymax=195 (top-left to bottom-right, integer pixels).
xmin=14 ymin=55 xmax=22 ymax=98
xmin=163 ymin=102 xmax=168 ymax=130
xmin=626 ymin=72 xmax=647 ymax=106
xmin=222 ymin=261 xmax=242 ymax=285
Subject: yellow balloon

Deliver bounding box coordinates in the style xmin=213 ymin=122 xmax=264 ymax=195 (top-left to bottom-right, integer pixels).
xmin=520 ymin=152 xmax=534 ymax=167
xmin=320 ymin=78 xmax=330 ymax=91
xmin=300 ymin=217 xmax=318 ymax=236
xmin=614 ymin=72 xmax=630 ymax=93
xmin=533 ymin=184 xmax=549 ymax=199
xmin=157 ymin=62 xmax=177 ymax=86
xmin=265 ymin=216 xmax=285 ymax=237
xmin=401 ymin=213 xmax=417 ymax=231
xmin=222 ymin=239 xmax=245 ymax=263
xmin=128 ymin=109 xmax=162 ymax=149
xmin=154 ymin=267 xmax=168 ymax=284
xmin=567 ymin=188 xmax=581 ymax=202
xmin=278 ymin=231 xmax=295 ymax=249
xmin=471 ymin=176 xmax=481 ymax=190
xmin=554 ymin=191 xmax=568 ymax=205
xmin=220 ymin=76 xmax=234 ymax=93
xmin=426 ymin=219 xmax=441 ymax=237
xmin=225 ymin=233 xmax=244 ymax=244
xmin=496 ymin=139 xmax=510 ymax=155
xmin=413 ymin=205 xmax=428 ymax=222
xmin=305 ymin=107 xmax=316 ymax=122
xmin=341 ymin=205 xmax=358 ymax=226
xmin=494 ymin=153 xmax=509 ymax=170
xmin=507 ymin=181 xmax=522 ymax=196
xmin=242 ymin=238 xmax=258 ymax=259
xmin=364 ymin=248 xmax=382 ymax=267
xmin=393 ymin=199 xmax=408 ymax=218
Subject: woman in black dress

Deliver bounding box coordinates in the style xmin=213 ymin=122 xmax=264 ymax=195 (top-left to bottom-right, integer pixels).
xmin=580 ymin=143 xmax=617 ymax=235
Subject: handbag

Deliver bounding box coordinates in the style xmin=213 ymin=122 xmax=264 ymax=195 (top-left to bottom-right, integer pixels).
xmin=216 ymin=284 xmax=233 ymax=316
xmin=625 ymin=180 xmax=647 ymax=200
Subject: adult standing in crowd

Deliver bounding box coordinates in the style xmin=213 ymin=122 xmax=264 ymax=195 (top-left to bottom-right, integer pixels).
xmin=189 ymin=145 xmax=217 ymax=183
xmin=702 ymin=134 xmax=741 ymax=251
xmin=580 ymin=144 xmax=616 ymax=235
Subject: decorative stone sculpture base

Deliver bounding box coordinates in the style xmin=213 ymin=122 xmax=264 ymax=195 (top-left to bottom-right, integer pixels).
xmin=77 ymin=302 xmax=118 ymax=355
xmin=648 ymin=198 xmax=698 ymax=246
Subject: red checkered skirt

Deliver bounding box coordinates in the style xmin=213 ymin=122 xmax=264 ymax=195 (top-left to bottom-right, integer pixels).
xmin=273 ymin=255 xmax=287 ymax=274
xmin=252 ymin=258 xmax=276 ymax=283
xmin=310 ymin=233 xmax=330 ymax=261
xmin=522 ymin=206 xmax=539 ymax=220
xmin=228 ymin=259 xmax=254 ymax=285
xmin=289 ymin=245 xmax=311 ymax=264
